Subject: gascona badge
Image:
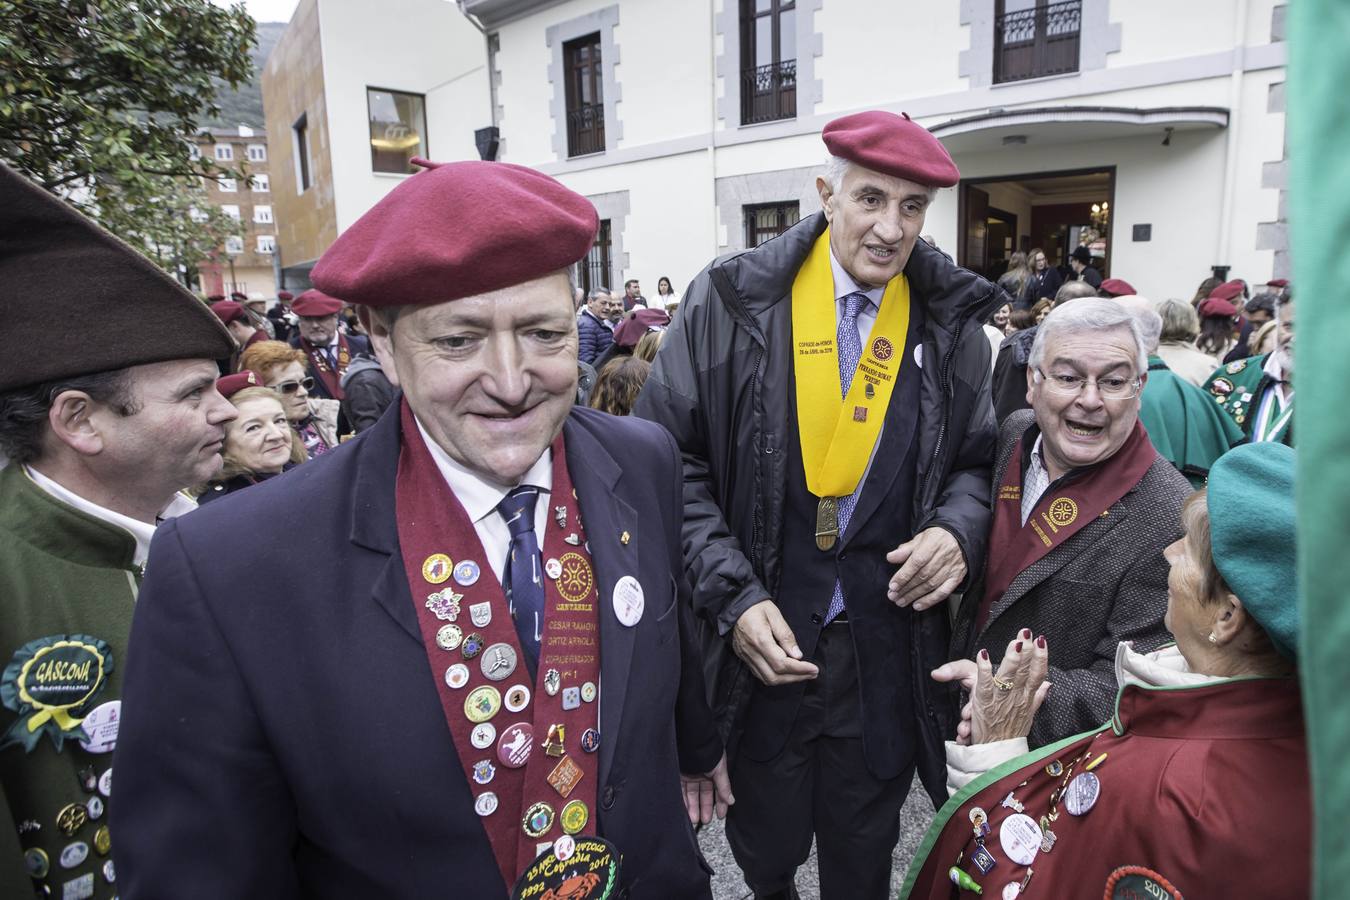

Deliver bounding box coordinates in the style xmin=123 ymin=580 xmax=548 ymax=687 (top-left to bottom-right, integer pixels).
xmin=1 ymin=635 xmax=113 ymax=753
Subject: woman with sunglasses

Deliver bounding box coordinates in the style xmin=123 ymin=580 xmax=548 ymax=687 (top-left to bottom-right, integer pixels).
xmin=199 ymin=372 xmax=302 ymax=504
xmin=239 ymin=340 xmax=340 ymax=458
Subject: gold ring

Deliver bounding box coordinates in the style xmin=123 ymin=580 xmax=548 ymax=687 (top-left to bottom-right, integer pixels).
xmin=992 ymin=676 xmax=1015 ymax=692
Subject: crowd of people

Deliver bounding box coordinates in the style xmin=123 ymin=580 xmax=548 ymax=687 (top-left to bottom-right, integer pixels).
xmin=0 ymin=108 xmax=1303 ymax=900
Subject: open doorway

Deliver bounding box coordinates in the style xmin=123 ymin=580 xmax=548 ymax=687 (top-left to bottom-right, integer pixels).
xmin=958 ymin=167 xmax=1115 ymax=283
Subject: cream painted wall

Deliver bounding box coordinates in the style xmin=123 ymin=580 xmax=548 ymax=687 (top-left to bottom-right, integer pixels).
xmin=815 ymin=3 xmax=969 ymax=112
xmin=318 ymin=0 xmax=487 ymax=233
xmin=611 ymin=0 xmax=715 ymax=147
xmin=1225 ymin=65 xmax=1284 ymax=273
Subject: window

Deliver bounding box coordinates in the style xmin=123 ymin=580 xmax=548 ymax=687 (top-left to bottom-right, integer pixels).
xmin=189 ymin=143 xmax=202 ymax=160
xmin=576 ymin=220 xmax=612 ymax=294
xmin=994 ymin=0 xmax=1082 ymax=84
xmin=744 ymin=202 xmax=800 ymax=247
xmin=740 ymin=0 xmax=796 ymax=125
xmin=219 ymin=177 xmax=238 ymax=194
xmin=251 ymin=173 xmax=270 ymax=192
xmin=253 ymin=205 xmax=273 ymax=224
xmin=188 ymin=206 xmax=208 ymax=223
xmin=221 ymin=205 xmax=240 ymax=221
xmin=257 ymin=235 xmax=276 ymax=254
xmin=293 ymin=113 xmax=311 ymax=192
xmin=214 ymin=143 xmax=234 ymax=161
xmin=247 ymin=143 xmax=267 ymax=162
xmin=225 ymin=236 xmax=245 ymax=255
xmin=367 ymin=88 xmax=427 ymax=174
xmin=563 ymin=33 xmax=605 ymax=157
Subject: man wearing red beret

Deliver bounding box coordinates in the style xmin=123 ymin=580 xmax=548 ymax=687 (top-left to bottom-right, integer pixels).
xmin=288 ymin=289 xmax=370 ymax=434
xmin=0 ymin=164 xmax=237 ymax=900
xmin=114 ymin=159 xmax=729 ymax=899
xmin=210 ymin=299 xmax=268 ymax=352
xmin=1204 ymin=293 xmax=1296 ymax=446
xmin=634 ymin=110 xmax=999 ymax=898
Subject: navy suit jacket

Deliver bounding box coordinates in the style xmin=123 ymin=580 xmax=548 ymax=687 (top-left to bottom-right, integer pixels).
xmin=289 ymin=332 xmax=371 ymax=401
xmin=112 ymin=405 xmax=720 ymax=899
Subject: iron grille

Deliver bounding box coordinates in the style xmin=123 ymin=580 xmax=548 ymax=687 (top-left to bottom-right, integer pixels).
xmin=741 ymin=59 xmax=797 ymax=125
xmin=994 ymin=1 xmax=1081 ymax=84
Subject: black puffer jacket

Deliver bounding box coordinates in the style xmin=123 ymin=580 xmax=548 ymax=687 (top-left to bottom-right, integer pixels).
xmin=633 ymin=213 xmax=1000 ymax=804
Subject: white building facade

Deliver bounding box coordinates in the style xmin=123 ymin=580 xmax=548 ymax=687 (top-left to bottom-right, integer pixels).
xmin=272 ymin=0 xmax=1288 ymax=300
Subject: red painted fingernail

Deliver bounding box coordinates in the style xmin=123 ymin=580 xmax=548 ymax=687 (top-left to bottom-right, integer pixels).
xmin=1021 ymin=628 xmax=1032 ymax=639
xmin=1015 ymin=641 xmax=1024 ymax=652
xmin=979 ymin=649 xmax=989 ymax=660
xmin=1037 ymin=636 xmax=1046 ymax=648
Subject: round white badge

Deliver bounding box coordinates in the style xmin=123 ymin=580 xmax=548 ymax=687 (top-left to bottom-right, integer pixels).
xmin=445 ymin=663 xmax=470 ymax=690
xmin=1064 ymin=772 xmax=1100 ymax=816
xmin=474 ymin=792 xmax=499 ymax=816
xmin=545 ymin=557 xmax=563 ymax=580
xmin=999 ymin=812 xmax=1042 ymax=866
xmin=553 ymin=834 xmax=577 ymax=862
xmin=470 ymin=722 xmax=497 ymax=750
xmin=85 ymin=797 xmax=104 ymax=821
xmin=914 ymin=344 xmax=924 ymax=368
xmin=78 ymin=701 xmax=121 ymax=754
xmin=1002 ymin=883 xmax=1021 ymax=900
xmin=97 ymin=768 xmax=113 ymax=798
xmin=59 ymin=841 xmax=89 ymax=869
xmin=612 ymin=575 xmax=645 ymax=628
xmin=504 ymin=684 xmax=532 ymax=713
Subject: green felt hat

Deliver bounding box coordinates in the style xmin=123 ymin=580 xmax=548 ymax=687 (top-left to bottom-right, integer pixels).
xmin=1207 ymin=442 xmax=1298 ymax=659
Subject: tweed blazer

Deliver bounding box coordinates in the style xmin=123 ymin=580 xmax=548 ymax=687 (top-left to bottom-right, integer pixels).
xmin=952 ymin=409 xmax=1192 ymax=746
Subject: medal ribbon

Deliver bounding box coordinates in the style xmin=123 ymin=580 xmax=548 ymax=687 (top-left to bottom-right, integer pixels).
xmin=302 ymin=334 xmax=350 ymax=399
xmin=791 ymin=229 xmax=911 ymax=499
xmin=394 ymin=401 xmax=602 ymax=889
xmin=976 ymin=422 xmax=1158 ymax=631
xmin=1252 ymin=386 xmax=1293 ymax=443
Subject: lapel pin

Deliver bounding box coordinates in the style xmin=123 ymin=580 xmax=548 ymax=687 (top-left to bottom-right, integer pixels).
xmin=620 ymin=531 xmax=630 ymax=545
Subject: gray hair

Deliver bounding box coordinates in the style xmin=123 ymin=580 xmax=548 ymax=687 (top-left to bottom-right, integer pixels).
xmin=588 ymin=286 xmax=611 ymax=302
xmin=1029 ymin=298 xmax=1148 ymax=373
xmin=821 ymin=154 xmax=939 ymax=200
xmin=1116 ymin=297 xmax=1162 ymax=354
xmin=1155 ymin=298 xmax=1199 ymax=343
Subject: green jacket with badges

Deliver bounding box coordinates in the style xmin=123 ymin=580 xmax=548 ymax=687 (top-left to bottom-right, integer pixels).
xmin=1203 ymin=353 xmax=1295 ymax=446
xmin=0 ymin=464 xmax=136 ymax=898
xmin=1140 ymin=357 xmax=1244 ymax=489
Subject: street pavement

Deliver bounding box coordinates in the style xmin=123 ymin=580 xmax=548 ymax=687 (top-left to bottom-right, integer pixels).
xmin=696 ymin=775 xmax=936 ymax=899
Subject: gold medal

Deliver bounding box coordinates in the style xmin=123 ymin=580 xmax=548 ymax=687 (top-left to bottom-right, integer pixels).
xmin=815 ymin=496 xmax=839 ymax=551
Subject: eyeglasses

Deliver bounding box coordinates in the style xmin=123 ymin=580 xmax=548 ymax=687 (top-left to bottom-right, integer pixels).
xmin=272 ymin=377 xmax=315 ymax=395
xmin=1034 ymin=369 xmax=1141 ymax=400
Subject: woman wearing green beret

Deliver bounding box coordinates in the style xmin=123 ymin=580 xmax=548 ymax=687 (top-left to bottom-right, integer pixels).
xmin=904 ymin=442 xmax=1308 ymax=899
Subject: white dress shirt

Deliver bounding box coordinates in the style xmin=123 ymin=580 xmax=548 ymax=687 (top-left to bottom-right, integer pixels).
xmin=1020 ymin=435 xmax=1052 ymax=526
xmin=25 ymin=466 xmax=197 ymax=568
xmin=415 ymin=417 xmax=552 ymax=585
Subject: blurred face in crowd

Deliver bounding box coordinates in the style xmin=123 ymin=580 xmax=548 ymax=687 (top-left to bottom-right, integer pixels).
xmin=1028 ymin=325 xmax=1143 ymax=481
xmin=993 ymin=303 xmax=1011 ymax=329
xmin=369 ymin=271 xmax=579 ymax=487
xmin=1275 ymin=299 xmax=1295 ymax=377
xmin=818 ymin=162 xmax=932 ymax=289
xmin=587 ymin=292 xmax=610 ymax=319
xmin=658 ymin=277 xmax=673 ymax=296
xmin=224 ymin=395 xmax=292 ymax=475
xmin=1036 ymin=303 xmax=1054 ymax=325
xmin=298 ymin=313 xmax=339 ymax=346
xmin=84 ymin=359 xmax=237 ymax=502
xmin=1033 ymin=252 xmax=1048 ymax=272
xmin=265 ymin=361 xmax=312 ymax=423
xmin=604 ymin=294 xmax=624 ymax=322
xmin=626 ymin=280 xmax=641 ymax=299
xmin=226 ymin=318 xmax=255 ymax=347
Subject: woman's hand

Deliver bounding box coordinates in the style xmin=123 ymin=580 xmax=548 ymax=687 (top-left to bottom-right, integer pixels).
xmin=970 ymin=634 xmax=1051 ymax=744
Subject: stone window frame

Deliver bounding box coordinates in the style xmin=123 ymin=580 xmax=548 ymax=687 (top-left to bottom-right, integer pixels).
xmin=959 ymin=0 xmax=1121 ymax=90
xmin=546 ymin=6 xmax=622 ymax=160
xmin=585 ymin=190 xmax=630 ymax=286
xmin=715 ymin=166 xmax=823 ymax=254
xmin=715 ymin=0 xmax=823 ymax=130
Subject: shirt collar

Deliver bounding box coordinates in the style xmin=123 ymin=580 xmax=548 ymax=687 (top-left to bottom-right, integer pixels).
xmin=1262 ymin=351 xmax=1288 ymax=383
xmin=828 ymin=248 xmax=884 ymax=310
xmin=415 ymin=416 xmax=552 ymax=525
xmin=24 ymin=466 xmax=196 ymax=567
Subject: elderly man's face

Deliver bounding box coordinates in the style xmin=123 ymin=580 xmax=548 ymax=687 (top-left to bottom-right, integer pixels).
xmin=1027 ymin=325 xmax=1143 ymax=479
xmin=371 ymin=272 xmax=579 ymax=486
xmin=587 ymin=292 xmax=609 ymax=318
xmin=1275 ymin=300 xmax=1295 ymax=375
xmin=298 ymin=313 xmax=339 ymax=346
xmin=604 ymin=295 xmax=624 ymax=321
xmin=818 ymin=163 xmax=931 ymax=288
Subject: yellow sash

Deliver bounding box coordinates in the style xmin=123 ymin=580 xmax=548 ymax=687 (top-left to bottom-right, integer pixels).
xmin=792 ymin=229 xmax=911 ymax=499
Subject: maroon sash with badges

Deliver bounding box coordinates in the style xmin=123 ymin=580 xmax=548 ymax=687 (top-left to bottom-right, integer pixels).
xmin=977 ymin=422 xmax=1157 ymax=631
xmin=300 ymin=334 xmax=351 ymax=399
xmin=394 ymin=401 xmax=603 ymax=890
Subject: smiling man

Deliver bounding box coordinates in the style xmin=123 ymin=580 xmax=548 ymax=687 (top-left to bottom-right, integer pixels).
xmin=939 ymin=299 xmax=1191 ymax=746
xmin=112 ymin=160 xmax=727 ymax=900
xmin=0 ymin=163 xmax=235 ymax=900
xmin=634 ymin=111 xmax=999 ymax=899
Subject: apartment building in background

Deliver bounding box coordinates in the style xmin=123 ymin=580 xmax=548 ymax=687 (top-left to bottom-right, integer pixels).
xmin=192 ymin=125 xmax=280 ymax=297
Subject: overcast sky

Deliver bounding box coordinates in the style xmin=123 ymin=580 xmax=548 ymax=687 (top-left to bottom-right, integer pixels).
xmin=214 ymin=0 xmax=298 ymax=24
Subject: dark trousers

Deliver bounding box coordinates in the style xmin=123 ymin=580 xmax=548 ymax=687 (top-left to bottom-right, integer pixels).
xmin=725 ymin=622 xmax=914 ymax=899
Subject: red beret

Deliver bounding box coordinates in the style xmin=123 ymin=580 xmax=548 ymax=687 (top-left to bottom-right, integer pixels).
xmin=612 ymin=307 xmax=671 ymax=348
xmin=821 ymin=111 xmax=959 ymax=188
xmin=1208 ymin=280 xmax=1245 ymax=301
xmin=206 ymin=294 xmax=226 ymax=303
xmin=1098 ymin=278 xmax=1135 ymax=297
xmin=217 ymin=369 xmax=263 ymax=399
xmin=230 ymin=291 xmax=248 ymax=301
xmin=277 ymin=290 xmax=294 ymax=302
xmin=211 ymin=300 xmax=246 ymax=325
xmin=311 ymin=159 xmax=598 ymax=308
xmin=291 ymin=289 xmax=345 ymax=317
xmin=1198 ymin=297 xmax=1238 ymax=318
xmin=1266 ymin=278 xmax=1289 ymax=289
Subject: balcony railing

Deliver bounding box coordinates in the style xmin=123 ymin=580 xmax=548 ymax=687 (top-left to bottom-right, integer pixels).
xmin=740 ymin=59 xmax=796 ymax=125
xmin=566 ymin=102 xmax=605 ymax=157
xmin=994 ymin=0 xmax=1081 ymax=84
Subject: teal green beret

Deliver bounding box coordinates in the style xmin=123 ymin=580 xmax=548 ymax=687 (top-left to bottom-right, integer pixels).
xmin=1207 ymin=442 xmax=1297 ymax=658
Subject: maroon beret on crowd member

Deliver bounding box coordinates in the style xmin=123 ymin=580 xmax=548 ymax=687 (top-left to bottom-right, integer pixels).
xmin=612 ymin=307 xmax=671 ymax=349
xmin=1208 ymin=280 xmax=1245 ymax=302
xmin=277 ymin=290 xmax=294 ymax=302
xmin=211 ymin=300 xmax=247 ymax=325
xmin=1198 ymin=297 xmax=1239 ymax=318
xmin=0 ymin=164 xmax=233 ymax=393
xmin=217 ymin=370 xmax=263 ymax=399
xmin=207 ymin=294 xmax=227 ymax=303
xmin=1098 ymin=278 xmax=1135 ymax=297
xmin=291 ymin=289 xmax=345 ymax=318
xmin=821 ymin=111 xmax=960 ymax=188
xmin=310 ymin=159 xmax=598 ymax=308
xmin=1267 ymin=278 xmax=1289 ymax=289
xmin=230 ymin=291 xmax=248 ymax=302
